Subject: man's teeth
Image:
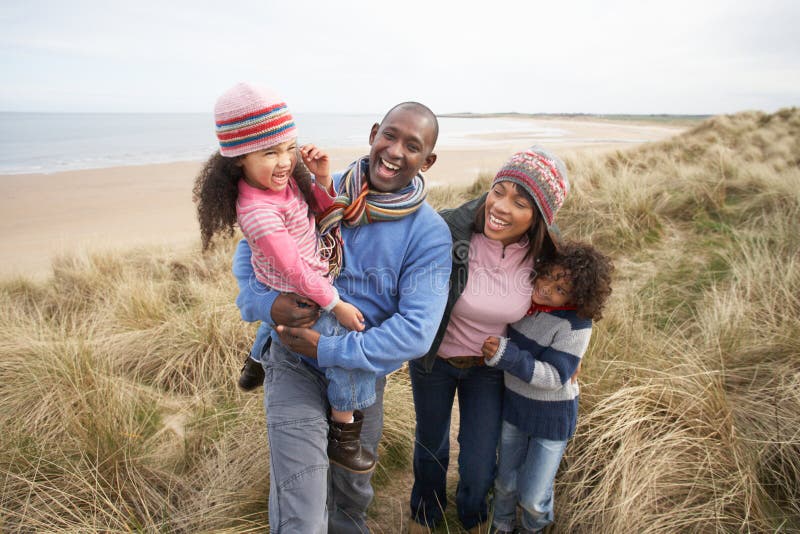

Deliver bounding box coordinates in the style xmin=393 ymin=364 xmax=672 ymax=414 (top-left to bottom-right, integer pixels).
xmin=381 ymin=158 xmax=400 ymax=171
xmin=490 ymin=214 xmax=510 ymax=227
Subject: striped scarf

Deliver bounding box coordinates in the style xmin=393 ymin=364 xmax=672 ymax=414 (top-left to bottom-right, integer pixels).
xmin=317 ymin=156 xmax=428 ymax=277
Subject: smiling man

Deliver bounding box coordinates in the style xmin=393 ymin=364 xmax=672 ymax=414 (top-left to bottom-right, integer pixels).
xmin=366 ymin=104 xmax=439 ymax=192
xmin=232 ymin=102 xmax=451 ymax=533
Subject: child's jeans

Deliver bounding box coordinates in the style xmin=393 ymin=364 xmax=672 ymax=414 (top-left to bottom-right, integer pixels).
xmin=492 ymin=420 xmax=568 ymax=532
xmin=303 ymin=310 xmax=376 ymax=412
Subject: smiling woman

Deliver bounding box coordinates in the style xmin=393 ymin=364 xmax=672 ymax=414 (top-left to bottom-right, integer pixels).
xmin=407 ymin=146 xmax=570 ymax=533
xmin=483 ymin=181 xmax=536 ymax=245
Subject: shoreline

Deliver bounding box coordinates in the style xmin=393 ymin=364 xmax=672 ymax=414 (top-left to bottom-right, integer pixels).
xmin=0 ymin=117 xmax=687 ymax=279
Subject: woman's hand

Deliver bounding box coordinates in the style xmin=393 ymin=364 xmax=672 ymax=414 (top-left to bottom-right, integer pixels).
xmin=300 ymin=144 xmax=331 ymax=189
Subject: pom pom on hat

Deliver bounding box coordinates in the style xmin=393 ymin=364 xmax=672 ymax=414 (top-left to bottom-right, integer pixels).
xmin=214 ymin=82 xmax=297 ymax=157
xmin=492 ymin=146 xmax=569 ymax=226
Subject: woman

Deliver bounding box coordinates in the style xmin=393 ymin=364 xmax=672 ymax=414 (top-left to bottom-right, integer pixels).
xmin=408 ymin=146 xmax=570 ymax=533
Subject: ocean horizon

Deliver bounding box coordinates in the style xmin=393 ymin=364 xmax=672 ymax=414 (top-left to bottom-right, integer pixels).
xmin=0 ymin=112 xmax=567 ymax=175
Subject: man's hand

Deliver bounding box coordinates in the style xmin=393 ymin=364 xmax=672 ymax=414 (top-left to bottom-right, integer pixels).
xmin=276 ymin=325 xmax=321 ymax=358
xmin=481 ymin=336 xmax=500 ymax=360
xmin=271 ymin=293 xmax=320 ymax=328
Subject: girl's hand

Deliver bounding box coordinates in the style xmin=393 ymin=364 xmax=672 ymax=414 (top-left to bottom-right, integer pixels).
xmin=333 ymin=301 xmax=366 ymax=332
xmin=482 ymin=336 xmax=500 ymax=360
xmin=300 ymin=144 xmax=331 ymax=188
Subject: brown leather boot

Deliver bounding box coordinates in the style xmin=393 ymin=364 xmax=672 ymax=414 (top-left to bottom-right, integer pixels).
xmin=327 ymin=410 xmax=376 ymax=473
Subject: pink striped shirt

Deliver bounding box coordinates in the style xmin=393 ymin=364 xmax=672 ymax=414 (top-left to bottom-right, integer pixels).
xmin=437 ymin=232 xmax=534 ymax=357
xmin=236 ymin=178 xmax=338 ymax=310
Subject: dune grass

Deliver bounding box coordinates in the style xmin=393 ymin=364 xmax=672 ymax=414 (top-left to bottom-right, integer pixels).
xmin=1 ymin=108 xmax=799 ymax=532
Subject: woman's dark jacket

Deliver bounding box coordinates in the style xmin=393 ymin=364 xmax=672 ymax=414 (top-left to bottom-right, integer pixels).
xmin=418 ymin=193 xmax=487 ymax=372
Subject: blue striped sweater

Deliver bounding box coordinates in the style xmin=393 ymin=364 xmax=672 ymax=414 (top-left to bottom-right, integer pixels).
xmin=485 ymin=309 xmax=592 ymax=441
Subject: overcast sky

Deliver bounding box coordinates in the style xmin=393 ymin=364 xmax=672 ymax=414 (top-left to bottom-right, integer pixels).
xmin=1 ymin=0 xmax=798 ymax=115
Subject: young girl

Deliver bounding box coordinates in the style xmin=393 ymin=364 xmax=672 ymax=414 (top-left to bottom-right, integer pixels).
xmin=193 ymin=82 xmax=375 ymax=473
xmin=481 ymin=241 xmax=614 ymax=533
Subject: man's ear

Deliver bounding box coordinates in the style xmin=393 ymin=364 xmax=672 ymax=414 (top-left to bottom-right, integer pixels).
xmin=368 ymin=123 xmax=380 ymax=145
xmin=420 ymin=152 xmax=437 ymax=172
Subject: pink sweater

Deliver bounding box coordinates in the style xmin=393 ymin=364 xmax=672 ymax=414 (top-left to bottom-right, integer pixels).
xmin=236 ymin=178 xmax=338 ymax=310
xmin=437 ymin=233 xmax=534 ymax=357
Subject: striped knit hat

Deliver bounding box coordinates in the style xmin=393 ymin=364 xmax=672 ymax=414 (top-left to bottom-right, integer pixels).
xmin=492 ymin=146 xmax=569 ymax=226
xmin=214 ymin=82 xmax=297 ymax=157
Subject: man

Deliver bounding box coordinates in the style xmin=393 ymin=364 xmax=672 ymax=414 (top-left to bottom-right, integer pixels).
xmin=233 ymin=102 xmax=452 ymax=532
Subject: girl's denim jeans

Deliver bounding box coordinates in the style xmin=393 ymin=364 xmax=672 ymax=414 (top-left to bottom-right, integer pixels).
xmin=315 ymin=311 xmax=376 ymax=411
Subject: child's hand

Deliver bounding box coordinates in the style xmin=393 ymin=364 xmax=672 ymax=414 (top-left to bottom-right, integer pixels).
xmin=300 ymin=144 xmax=331 ymax=188
xmin=482 ymin=336 xmax=500 ymax=359
xmin=570 ymin=362 xmax=581 ymax=383
xmin=333 ymin=301 xmax=365 ymax=332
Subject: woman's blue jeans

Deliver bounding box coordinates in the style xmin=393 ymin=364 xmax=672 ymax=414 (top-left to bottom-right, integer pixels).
xmin=408 ymin=357 xmax=504 ymax=529
xmin=492 ymin=420 xmax=568 ymax=532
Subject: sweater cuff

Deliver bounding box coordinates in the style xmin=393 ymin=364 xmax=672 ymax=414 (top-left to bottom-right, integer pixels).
xmin=485 ymin=337 xmax=508 ymax=366
xmin=313 ymin=175 xmax=336 ymax=197
xmin=321 ymin=287 xmax=340 ymax=313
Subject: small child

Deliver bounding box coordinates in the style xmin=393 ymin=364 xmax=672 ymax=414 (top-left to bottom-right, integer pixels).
xmin=193 ymin=82 xmax=375 ymax=473
xmin=481 ymin=241 xmax=613 ymax=533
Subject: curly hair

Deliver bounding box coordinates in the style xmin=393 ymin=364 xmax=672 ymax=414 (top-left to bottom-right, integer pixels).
xmin=537 ymin=241 xmax=614 ymax=320
xmin=192 ymin=150 xmax=318 ymax=251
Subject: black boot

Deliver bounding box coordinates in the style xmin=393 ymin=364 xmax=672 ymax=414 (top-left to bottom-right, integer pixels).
xmin=327 ymin=410 xmax=376 ymax=473
xmin=237 ymin=355 xmax=265 ymax=391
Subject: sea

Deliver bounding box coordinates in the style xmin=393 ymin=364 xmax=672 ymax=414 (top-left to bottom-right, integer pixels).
xmin=0 ymin=112 xmax=566 ymax=175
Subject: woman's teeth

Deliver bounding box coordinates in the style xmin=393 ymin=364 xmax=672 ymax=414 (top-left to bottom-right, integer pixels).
xmin=489 ymin=214 xmax=509 ymax=228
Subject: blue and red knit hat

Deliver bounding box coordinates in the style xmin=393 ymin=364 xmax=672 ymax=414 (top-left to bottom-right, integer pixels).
xmin=492 ymin=146 xmax=570 ymax=226
xmin=214 ymin=82 xmax=297 ymax=157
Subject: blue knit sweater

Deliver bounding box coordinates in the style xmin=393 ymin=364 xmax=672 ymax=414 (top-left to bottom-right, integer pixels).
xmin=485 ymin=309 xmax=592 ymax=441
xmin=233 ymin=170 xmax=453 ymax=377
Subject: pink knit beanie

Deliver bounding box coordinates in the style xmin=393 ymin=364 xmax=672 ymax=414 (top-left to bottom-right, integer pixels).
xmin=214 ymin=82 xmax=297 ymax=157
xmin=492 ymin=146 xmax=570 ymax=227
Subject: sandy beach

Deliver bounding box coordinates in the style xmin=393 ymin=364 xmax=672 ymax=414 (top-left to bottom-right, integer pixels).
xmin=0 ymin=117 xmax=687 ymax=278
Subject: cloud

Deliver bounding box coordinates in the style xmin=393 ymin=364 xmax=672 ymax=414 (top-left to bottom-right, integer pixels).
xmin=1 ymin=0 xmax=797 ymax=113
